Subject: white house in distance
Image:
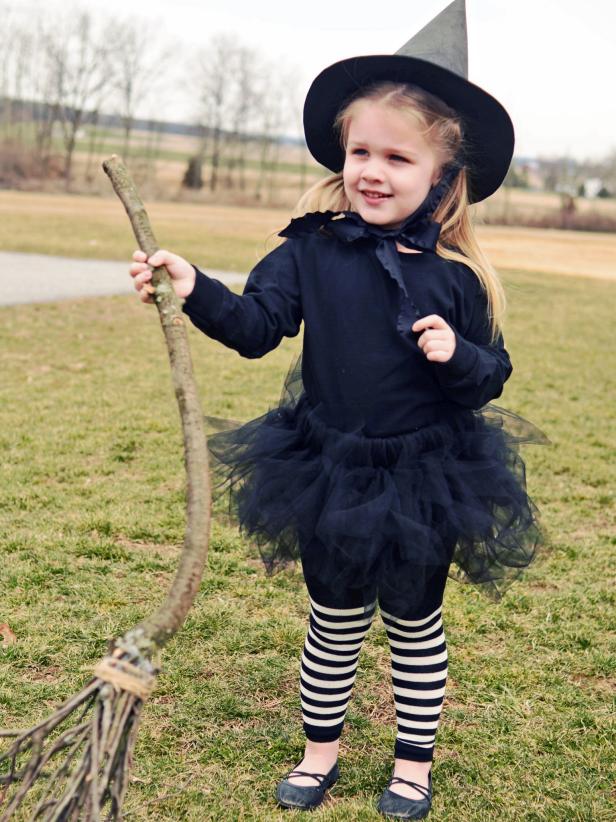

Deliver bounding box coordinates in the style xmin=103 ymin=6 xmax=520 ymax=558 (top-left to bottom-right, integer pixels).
xmin=581 ymin=178 xmax=603 ymax=198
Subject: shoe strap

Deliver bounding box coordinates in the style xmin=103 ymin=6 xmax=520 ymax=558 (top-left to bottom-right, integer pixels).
xmin=287 ymin=770 xmax=327 ymax=785
xmin=388 ymin=776 xmax=431 ymax=800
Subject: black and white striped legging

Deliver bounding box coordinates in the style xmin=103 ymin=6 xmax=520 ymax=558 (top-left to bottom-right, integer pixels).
xmin=299 ymin=557 xmax=450 ymax=763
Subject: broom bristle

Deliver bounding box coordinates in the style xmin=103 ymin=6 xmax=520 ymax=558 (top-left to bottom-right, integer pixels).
xmin=1 ymin=651 xmax=155 ymax=821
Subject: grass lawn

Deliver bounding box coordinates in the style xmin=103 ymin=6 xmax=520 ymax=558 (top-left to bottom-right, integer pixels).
xmin=0 ymin=264 xmax=615 ymax=819
xmin=0 ymin=191 xmax=290 ymax=272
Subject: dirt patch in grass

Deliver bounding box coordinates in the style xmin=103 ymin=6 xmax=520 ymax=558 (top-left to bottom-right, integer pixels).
xmin=570 ymin=674 xmax=616 ymax=695
xmin=115 ymin=536 xmax=181 ymax=555
xmin=476 ymin=225 xmax=616 ymax=280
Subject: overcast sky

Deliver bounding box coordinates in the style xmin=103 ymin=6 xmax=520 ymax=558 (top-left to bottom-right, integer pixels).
xmin=15 ymin=0 xmax=616 ymax=161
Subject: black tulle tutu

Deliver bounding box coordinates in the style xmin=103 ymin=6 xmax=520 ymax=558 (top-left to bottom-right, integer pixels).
xmin=206 ymin=357 xmax=550 ymax=613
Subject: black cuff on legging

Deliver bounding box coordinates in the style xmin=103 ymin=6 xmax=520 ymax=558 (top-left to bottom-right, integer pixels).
xmin=395 ymin=739 xmax=434 ymax=763
xmin=304 ymin=722 xmax=344 ymax=743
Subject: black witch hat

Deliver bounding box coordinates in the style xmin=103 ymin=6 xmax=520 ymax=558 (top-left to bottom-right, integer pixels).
xmin=303 ymin=0 xmax=514 ymax=203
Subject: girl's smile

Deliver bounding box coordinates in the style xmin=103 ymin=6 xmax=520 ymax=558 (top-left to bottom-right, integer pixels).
xmin=360 ymin=190 xmax=392 ymax=201
xmin=342 ymin=101 xmax=442 ymax=229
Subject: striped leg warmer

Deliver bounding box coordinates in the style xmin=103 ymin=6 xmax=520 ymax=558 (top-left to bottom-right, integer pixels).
xmin=380 ymin=604 xmax=448 ymax=762
xmin=300 ymin=596 xmax=376 ymax=742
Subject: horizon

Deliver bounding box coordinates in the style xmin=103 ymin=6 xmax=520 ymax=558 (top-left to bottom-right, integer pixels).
xmin=6 ymin=0 xmax=616 ymax=163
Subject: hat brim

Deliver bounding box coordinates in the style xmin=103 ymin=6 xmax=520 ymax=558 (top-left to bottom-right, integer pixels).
xmin=303 ymin=54 xmax=514 ymax=203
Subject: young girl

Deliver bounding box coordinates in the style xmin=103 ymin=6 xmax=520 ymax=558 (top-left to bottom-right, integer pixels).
xmin=129 ymin=3 xmax=549 ymax=817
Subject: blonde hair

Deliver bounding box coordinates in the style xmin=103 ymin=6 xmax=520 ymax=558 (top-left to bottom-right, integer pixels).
xmin=294 ymin=82 xmax=506 ymax=342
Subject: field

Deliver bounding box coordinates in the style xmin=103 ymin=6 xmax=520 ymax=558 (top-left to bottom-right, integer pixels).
xmin=0 ymin=197 xmax=615 ymax=819
xmin=2 ymin=123 xmax=322 ymax=208
xmin=5 ymin=120 xmax=616 ymax=221
xmin=1 ymin=190 xmax=615 ymax=281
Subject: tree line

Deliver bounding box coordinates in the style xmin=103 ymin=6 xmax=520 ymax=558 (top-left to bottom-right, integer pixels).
xmin=0 ymin=3 xmax=308 ymax=201
xmin=1 ymin=3 xmax=613 ymax=211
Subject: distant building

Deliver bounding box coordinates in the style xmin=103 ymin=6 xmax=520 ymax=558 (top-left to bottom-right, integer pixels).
xmin=581 ymin=178 xmax=603 ymax=198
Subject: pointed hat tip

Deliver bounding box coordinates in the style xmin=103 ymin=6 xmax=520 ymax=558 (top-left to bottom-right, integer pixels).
xmin=396 ymin=0 xmax=468 ymax=79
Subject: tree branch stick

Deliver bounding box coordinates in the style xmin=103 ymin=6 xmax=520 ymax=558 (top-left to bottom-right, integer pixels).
xmin=102 ymin=154 xmax=211 ymax=651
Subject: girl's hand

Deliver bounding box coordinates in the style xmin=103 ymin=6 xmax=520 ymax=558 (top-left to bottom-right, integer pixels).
xmin=129 ymin=249 xmax=197 ymax=304
xmin=412 ymin=315 xmax=456 ymax=363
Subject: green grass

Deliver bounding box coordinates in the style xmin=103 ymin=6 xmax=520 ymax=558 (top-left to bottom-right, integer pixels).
xmin=0 ymin=191 xmax=289 ymax=270
xmin=0 ymin=267 xmax=615 ymax=819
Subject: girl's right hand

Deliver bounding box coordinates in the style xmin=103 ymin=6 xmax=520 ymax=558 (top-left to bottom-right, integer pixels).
xmin=129 ymin=249 xmax=197 ymax=303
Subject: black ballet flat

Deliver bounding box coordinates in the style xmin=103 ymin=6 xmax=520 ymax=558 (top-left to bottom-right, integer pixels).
xmin=377 ymin=770 xmax=432 ymax=819
xmin=276 ymin=760 xmax=339 ymax=810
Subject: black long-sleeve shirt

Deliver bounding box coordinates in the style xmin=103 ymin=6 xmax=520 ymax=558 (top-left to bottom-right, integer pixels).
xmin=181 ymin=221 xmax=512 ymax=436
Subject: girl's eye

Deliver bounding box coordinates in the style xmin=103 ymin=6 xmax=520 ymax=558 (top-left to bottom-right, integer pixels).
xmin=390 ymin=154 xmax=409 ymax=163
xmin=351 ymin=148 xmax=368 ymax=156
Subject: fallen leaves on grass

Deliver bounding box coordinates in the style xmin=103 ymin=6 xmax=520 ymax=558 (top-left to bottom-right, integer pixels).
xmin=0 ymin=623 xmax=17 ymax=647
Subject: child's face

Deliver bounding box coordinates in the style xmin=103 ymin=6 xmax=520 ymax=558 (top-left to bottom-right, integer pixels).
xmin=342 ymin=101 xmax=442 ymax=229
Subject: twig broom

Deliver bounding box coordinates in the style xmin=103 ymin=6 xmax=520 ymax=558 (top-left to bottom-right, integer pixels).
xmin=0 ymin=155 xmax=211 ymax=821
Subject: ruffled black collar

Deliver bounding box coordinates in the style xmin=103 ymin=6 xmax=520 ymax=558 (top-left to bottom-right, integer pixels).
xmin=279 ymin=161 xmax=459 ymax=250
xmin=279 ymin=206 xmax=442 ymax=253
xmin=279 ymin=163 xmax=460 ymax=337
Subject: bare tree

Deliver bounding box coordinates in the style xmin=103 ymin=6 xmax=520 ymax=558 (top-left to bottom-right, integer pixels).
xmin=0 ymin=6 xmax=35 ymax=146
xmin=110 ymin=18 xmax=172 ymax=160
xmin=269 ymin=67 xmax=302 ymax=203
xmin=190 ymin=38 xmax=303 ymax=203
xmin=0 ymin=6 xmax=16 ymax=141
xmin=253 ymin=63 xmax=296 ymax=203
xmin=225 ymin=44 xmax=260 ymax=191
xmin=0 ymin=8 xmax=48 ymax=183
xmin=598 ymin=148 xmax=616 ymax=193
xmin=43 ymin=10 xmax=115 ymax=189
xmin=194 ymin=34 xmax=238 ymax=192
xmin=19 ymin=18 xmax=64 ymax=178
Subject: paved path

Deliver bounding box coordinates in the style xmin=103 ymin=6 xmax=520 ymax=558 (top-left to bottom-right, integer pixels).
xmin=0 ymin=251 xmax=246 ymax=306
